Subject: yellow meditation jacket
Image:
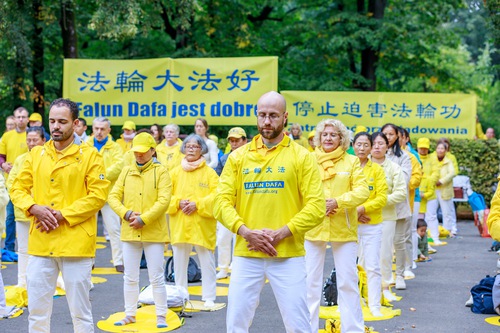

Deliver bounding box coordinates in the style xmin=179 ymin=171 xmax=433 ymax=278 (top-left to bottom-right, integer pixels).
xmin=214 ymin=135 xmax=325 ymax=258
xmin=168 ymin=160 xmax=219 ymax=250
xmin=109 ymin=159 xmax=171 ymax=243
xmin=487 ymin=176 xmax=500 ymax=241
xmin=359 ymin=159 xmax=388 ymax=225
xmin=10 ymin=139 xmax=109 ymax=257
xmin=306 ymin=148 xmax=369 ymax=242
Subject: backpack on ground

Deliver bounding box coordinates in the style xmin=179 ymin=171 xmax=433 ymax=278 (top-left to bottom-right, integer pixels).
xmin=470 ymin=274 xmax=497 ymax=314
xmin=165 ymin=256 xmax=202 ymax=283
xmin=323 ymin=268 xmax=338 ymax=306
xmin=138 ymin=284 xmax=189 ymax=307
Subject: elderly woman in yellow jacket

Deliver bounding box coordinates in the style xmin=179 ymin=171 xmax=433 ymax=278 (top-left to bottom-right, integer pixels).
xmin=168 ymin=134 xmax=219 ymax=308
xmin=370 ymin=132 xmax=407 ymax=300
xmin=305 ymin=119 xmax=369 ymax=333
xmin=428 ymin=141 xmax=457 ymax=238
xmin=108 ymin=133 xmax=172 ymax=328
xmin=353 ymin=132 xmax=388 ymax=317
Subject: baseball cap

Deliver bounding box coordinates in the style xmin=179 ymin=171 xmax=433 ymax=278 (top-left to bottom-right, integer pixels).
xmin=417 ymin=137 xmax=430 ymax=149
xmin=29 ymin=113 xmax=42 ymax=122
xmin=130 ymin=133 xmax=156 ymax=153
xmin=354 ymin=125 xmax=367 ymax=135
xmin=308 ymin=131 xmax=316 ymax=139
xmin=122 ymin=120 xmax=136 ymax=131
xmin=227 ymin=127 xmax=246 ymax=139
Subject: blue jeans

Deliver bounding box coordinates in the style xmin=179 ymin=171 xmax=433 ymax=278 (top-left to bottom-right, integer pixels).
xmin=4 ymin=200 xmax=16 ymax=251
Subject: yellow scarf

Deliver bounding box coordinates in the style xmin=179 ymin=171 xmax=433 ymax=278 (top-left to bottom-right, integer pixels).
xmin=315 ymin=146 xmax=345 ymax=181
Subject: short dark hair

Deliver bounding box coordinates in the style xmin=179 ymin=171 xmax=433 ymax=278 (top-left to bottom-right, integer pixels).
xmin=78 ymin=118 xmax=87 ymax=126
xmin=417 ymin=219 xmax=427 ymax=229
xmin=26 ymin=126 xmax=45 ymax=139
xmin=49 ymin=98 xmax=79 ymax=121
xmin=353 ymin=132 xmax=372 ymax=146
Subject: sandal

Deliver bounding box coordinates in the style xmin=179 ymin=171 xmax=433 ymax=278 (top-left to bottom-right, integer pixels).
xmin=114 ymin=316 xmax=136 ymax=326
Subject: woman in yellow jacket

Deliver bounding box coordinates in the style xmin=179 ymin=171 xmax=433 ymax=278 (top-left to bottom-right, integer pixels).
xmin=108 ymin=133 xmax=172 ymax=328
xmin=353 ymin=132 xmax=388 ymax=317
xmin=168 ymin=134 xmax=219 ymax=308
xmin=370 ymin=132 xmax=407 ymax=300
xmin=305 ymin=119 xmax=369 ymax=333
xmin=7 ymin=127 xmax=45 ymax=288
xmin=428 ymin=141 xmax=457 ymax=239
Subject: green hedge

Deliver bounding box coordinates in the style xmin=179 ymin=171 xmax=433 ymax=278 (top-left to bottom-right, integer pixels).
xmin=426 ymin=139 xmax=500 ymax=205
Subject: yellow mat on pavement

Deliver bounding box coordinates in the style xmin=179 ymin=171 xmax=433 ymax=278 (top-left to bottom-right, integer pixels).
xmin=188 ymin=285 xmax=229 ymax=296
xmin=92 ymin=276 xmax=108 ymax=284
xmin=96 ymin=243 xmax=107 ymax=249
xmin=319 ymin=305 xmax=400 ymax=321
xmin=97 ymin=307 xmax=181 ymax=332
xmin=92 ymin=267 xmax=122 ymax=275
xmin=485 ymin=316 xmax=500 ymax=326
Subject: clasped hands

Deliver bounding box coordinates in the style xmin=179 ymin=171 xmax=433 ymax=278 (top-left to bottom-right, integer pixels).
xmin=179 ymin=199 xmax=197 ymax=215
xmin=127 ymin=211 xmax=144 ymax=229
xmin=238 ymin=225 xmax=291 ymax=257
xmin=29 ymin=204 xmax=66 ymax=233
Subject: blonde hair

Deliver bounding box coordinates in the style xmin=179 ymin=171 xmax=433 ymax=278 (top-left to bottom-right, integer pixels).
xmin=314 ymin=119 xmax=350 ymax=151
xmin=290 ymin=123 xmax=303 ymax=136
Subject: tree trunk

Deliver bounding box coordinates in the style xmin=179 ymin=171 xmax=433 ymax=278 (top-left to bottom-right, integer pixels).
xmin=360 ymin=0 xmax=386 ymax=91
xmin=32 ymin=0 xmax=45 ymax=114
xmin=60 ymin=0 xmax=78 ymax=58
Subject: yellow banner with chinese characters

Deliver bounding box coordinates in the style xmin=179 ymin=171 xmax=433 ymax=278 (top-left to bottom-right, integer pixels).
xmin=63 ymin=57 xmax=278 ymax=126
xmin=281 ymin=91 xmax=476 ymax=139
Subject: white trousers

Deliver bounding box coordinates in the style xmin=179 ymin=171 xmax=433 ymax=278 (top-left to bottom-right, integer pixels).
xmin=436 ymin=190 xmax=457 ymax=234
xmin=358 ymin=223 xmax=383 ymax=312
xmin=122 ymin=241 xmax=167 ymax=316
xmin=216 ymin=221 xmax=234 ymax=270
xmin=411 ymin=202 xmax=421 ymax=261
xmin=398 ymin=217 xmax=412 ymax=273
xmin=0 ymin=257 xmax=5 ymax=315
xmin=27 ymin=256 xmax=93 ymax=333
xmin=100 ymin=203 xmax=123 ymax=266
xmin=380 ymin=220 xmax=396 ymax=288
xmin=16 ymin=221 xmax=30 ymax=288
xmin=425 ymin=199 xmax=440 ymax=241
xmin=227 ymin=256 xmax=311 ymax=333
xmin=172 ymin=243 xmax=216 ymax=302
xmin=305 ymin=240 xmax=364 ymax=333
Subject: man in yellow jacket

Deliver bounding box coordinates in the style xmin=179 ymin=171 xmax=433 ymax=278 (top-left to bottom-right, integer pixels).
xmin=10 ymin=98 xmax=109 ymax=333
xmin=214 ymin=91 xmax=325 ymax=333
xmin=87 ymin=117 xmax=125 ymax=272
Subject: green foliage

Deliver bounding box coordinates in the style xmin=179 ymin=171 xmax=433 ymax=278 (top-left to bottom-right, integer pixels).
xmin=430 ymin=138 xmax=500 ymax=203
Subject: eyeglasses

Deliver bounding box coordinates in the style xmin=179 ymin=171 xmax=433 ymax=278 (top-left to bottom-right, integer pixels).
xmin=257 ymin=113 xmax=282 ymax=121
xmin=185 ymin=145 xmax=201 ymax=150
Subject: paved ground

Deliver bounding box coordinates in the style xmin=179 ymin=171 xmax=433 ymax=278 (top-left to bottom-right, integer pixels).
xmin=1 ymin=219 xmax=499 ymax=333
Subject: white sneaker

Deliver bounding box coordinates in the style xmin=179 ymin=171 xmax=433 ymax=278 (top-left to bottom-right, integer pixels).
xmin=412 ymin=261 xmax=417 ymax=269
xmin=395 ymin=276 xmax=406 ymax=290
xmin=404 ymin=270 xmax=415 ymax=279
xmin=216 ymin=269 xmax=229 ymax=280
xmin=465 ymin=295 xmax=473 ymax=307
xmin=383 ymin=289 xmax=398 ymax=301
xmin=204 ymin=300 xmax=215 ymax=308
xmin=433 ymin=239 xmax=442 ymax=245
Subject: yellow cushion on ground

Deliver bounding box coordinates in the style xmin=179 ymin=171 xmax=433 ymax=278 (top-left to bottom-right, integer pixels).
xmin=96 ymin=243 xmax=107 ymax=249
xmin=188 ymin=300 xmax=226 ymax=312
xmin=1 ymin=265 xmax=5 ymax=269
xmin=54 ymin=287 xmax=65 ymax=296
xmin=97 ymin=307 xmax=182 ymax=332
xmin=91 ymin=276 xmax=107 ymax=284
xmin=319 ymin=305 xmax=400 ymax=321
xmin=485 ymin=316 xmax=500 ymax=326
xmin=429 ymin=241 xmax=447 ymax=246
xmin=188 ymin=285 xmax=228 ymax=296
xmin=4 ymin=285 xmax=28 ymax=307
xmin=92 ymin=267 xmax=122 ymax=275
xmin=216 ymin=277 xmax=231 ymax=285
xmin=96 ymin=236 xmax=107 ymax=243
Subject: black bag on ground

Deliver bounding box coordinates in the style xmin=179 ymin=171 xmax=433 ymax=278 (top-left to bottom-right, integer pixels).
xmin=323 ymin=268 xmax=338 ymax=306
xmin=165 ymin=256 xmax=202 ymax=283
xmin=470 ymin=275 xmax=497 ymax=314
